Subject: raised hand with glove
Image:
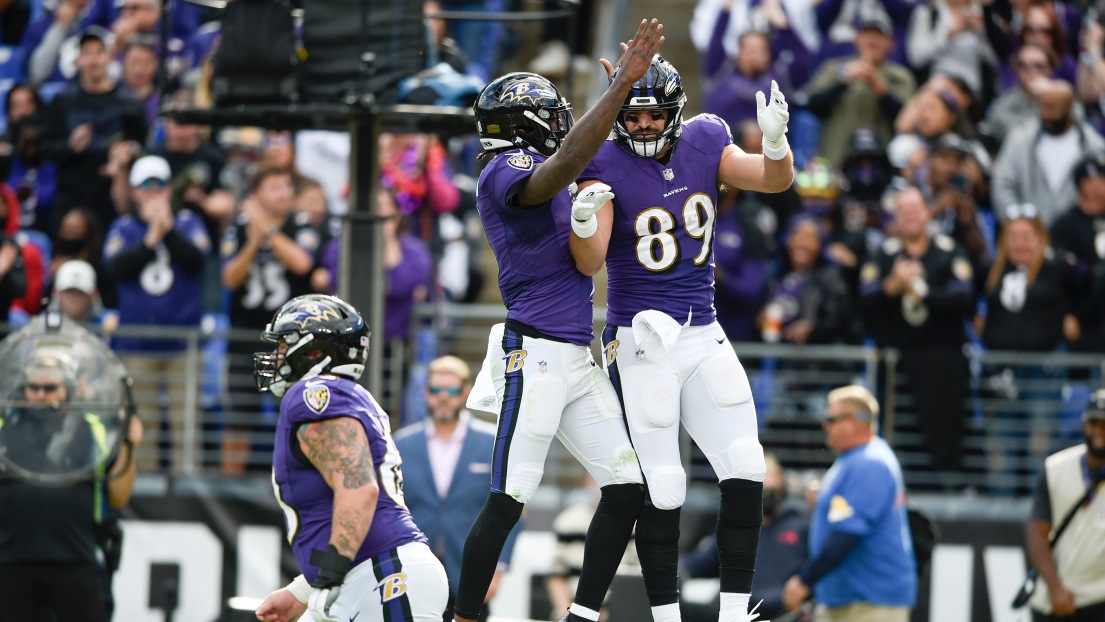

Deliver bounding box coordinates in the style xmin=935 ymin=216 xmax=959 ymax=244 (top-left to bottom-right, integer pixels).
xmin=756 ymin=79 xmax=790 ymax=161
xmin=571 ymin=183 xmax=615 ymax=239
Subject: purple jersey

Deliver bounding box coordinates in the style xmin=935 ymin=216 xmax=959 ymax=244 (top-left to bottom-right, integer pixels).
xmin=477 ymin=149 xmax=593 ymax=345
xmin=272 ymin=376 xmax=425 ymax=582
xmin=104 ymin=209 xmax=210 ymax=352
xmin=581 ymin=114 xmax=733 ymax=326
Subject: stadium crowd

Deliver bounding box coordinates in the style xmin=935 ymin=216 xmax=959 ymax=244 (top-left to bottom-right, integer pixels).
xmin=0 ymin=0 xmax=1100 ymax=481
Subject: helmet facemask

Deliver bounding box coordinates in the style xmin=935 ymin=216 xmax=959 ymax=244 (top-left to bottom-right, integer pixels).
xmin=614 ymin=97 xmax=686 ymax=158
xmin=475 ymin=72 xmax=574 ymax=157
xmin=253 ymin=295 xmax=370 ymax=397
xmin=254 ymin=332 xmax=331 ymax=398
xmin=611 ymin=56 xmax=687 ymax=159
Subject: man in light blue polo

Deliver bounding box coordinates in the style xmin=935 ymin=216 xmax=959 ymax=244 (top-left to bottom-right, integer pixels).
xmin=782 ymin=385 xmax=915 ymax=622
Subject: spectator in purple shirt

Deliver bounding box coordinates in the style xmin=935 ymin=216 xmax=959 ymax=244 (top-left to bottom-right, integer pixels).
xmin=703 ymin=29 xmax=794 ymax=132
xmin=318 ymin=187 xmax=432 ymax=342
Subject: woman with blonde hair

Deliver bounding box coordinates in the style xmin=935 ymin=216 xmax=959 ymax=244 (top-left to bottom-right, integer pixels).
xmin=975 ymin=204 xmax=1088 ymax=492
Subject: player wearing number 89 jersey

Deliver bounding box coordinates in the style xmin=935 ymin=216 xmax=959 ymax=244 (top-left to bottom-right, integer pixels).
xmin=573 ymin=56 xmax=794 ymax=622
xmin=257 ymin=295 xmax=448 ymax=622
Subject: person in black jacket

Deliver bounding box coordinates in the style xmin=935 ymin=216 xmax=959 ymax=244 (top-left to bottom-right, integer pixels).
xmin=1049 ymin=152 xmax=1105 ymax=352
xmin=40 ymin=25 xmax=147 ymax=233
xmin=762 ymin=215 xmax=852 ymax=345
xmin=860 ymin=186 xmax=974 ymax=480
xmin=976 ymin=206 xmax=1088 ymax=490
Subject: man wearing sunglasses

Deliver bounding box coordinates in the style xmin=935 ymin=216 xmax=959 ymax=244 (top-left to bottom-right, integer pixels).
xmin=984 ymin=43 xmax=1068 ymax=143
xmin=0 ymin=348 xmax=142 ymax=622
xmin=395 ymin=355 xmax=520 ymax=621
xmin=782 ymin=385 xmax=915 ymax=621
xmin=104 ymin=155 xmax=209 ymax=471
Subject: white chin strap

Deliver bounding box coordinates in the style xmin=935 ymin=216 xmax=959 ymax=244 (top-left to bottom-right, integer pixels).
xmin=630 ymin=136 xmax=669 ymax=158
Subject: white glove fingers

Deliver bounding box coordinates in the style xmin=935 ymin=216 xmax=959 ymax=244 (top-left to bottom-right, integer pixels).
xmin=755 ymin=90 xmax=766 ymax=110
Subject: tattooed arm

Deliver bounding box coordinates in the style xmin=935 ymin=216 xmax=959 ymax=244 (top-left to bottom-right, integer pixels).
xmin=297 ymin=417 xmax=380 ymax=559
xmin=514 ymin=19 xmax=666 ymax=207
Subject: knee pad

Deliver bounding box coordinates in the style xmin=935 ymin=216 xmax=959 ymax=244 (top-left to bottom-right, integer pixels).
xmin=502 ymin=463 xmax=544 ymax=504
xmin=717 ymin=436 xmax=767 ymax=482
xmin=645 ymin=465 xmax=687 ymax=510
xmin=702 ymin=353 xmax=753 ymax=409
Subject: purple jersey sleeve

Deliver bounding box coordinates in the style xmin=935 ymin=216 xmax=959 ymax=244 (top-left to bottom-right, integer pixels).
xmin=592 ymin=114 xmax=733 ymax=327
xmin=273 ymin=376 xmax=426 ymax=582
xmin=477 ymin=150 xmax=594 ymax=345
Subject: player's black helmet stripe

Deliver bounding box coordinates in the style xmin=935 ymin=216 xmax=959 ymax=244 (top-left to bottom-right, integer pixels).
xmin=474 ymin=72 xmax=574 ymax=157
xmin=253 ymin=295 xmax=370 ymax=396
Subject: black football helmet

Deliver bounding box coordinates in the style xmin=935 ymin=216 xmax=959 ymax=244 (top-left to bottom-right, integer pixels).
xmin=474 ymin=72 xmax=574 ymax=157
xmin=612 ymin=56 xmax=687 ymax=158
xmin=253 ymin=295 xmax=370 ymax=397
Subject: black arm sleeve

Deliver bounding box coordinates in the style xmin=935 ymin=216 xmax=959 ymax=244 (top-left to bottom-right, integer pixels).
xmin=798 ymin=530 xmax=860 ymax=586
xmin=109 ymin=244 xmax=156 ymax=281
xmin=162 ymin=228 xmax=206 ymax=275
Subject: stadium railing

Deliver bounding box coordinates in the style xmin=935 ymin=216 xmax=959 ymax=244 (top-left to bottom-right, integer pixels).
xmin=9 ymin=309 xmax=1098 ymax=494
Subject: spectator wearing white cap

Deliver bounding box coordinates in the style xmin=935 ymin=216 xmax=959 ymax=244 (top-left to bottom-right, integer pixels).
xmin=103 ymin=155 xmax=209 ymax=471
xmin=52 ymin=259 xmax=102 ymax=325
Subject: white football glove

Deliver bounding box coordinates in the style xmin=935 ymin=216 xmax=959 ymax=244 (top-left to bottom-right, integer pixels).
xmin=571 ymin=183 xmax=614 ymax=239
xmin=307 ymin=586 xmax=342 ymax=622
xmin=756 ymin=80 xmax=790 ymax=160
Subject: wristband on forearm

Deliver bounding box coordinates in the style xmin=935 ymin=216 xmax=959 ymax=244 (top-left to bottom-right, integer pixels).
xmin=287 ymin=574 xmax=312 ymax=604
xmin=309 ymin=545 xmax=352 ymax=588
xmin=572 ymin=215 xmax=598 ymax=238
xmin=762 ymin=135 xmax=790 ymax=161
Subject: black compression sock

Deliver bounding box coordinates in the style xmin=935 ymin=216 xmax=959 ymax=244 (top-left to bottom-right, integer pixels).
xmin=635 ymin=500 xmax=681 ymax=607
xmin=454 ymin=492 xmax=523 ymax=619
xmin=572 ymin=483 xmax=644 ymax=611
xmin=716 ymin=478 xmax=763 ymax=594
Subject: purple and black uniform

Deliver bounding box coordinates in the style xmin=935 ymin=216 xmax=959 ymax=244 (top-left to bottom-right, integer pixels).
xmin=477 ymin=149 xmax=593 ymax=346
xmin=581 ymin=114 xmax=733 ymax=328
xmin=103 ymin=209 xmax=209 ymax=352
xmin=272 ymin=375 xmax=426 ymax=584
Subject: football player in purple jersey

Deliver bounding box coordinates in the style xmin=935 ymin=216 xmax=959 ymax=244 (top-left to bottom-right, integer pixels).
xmin=453 ymin=19 xmax=664 ymax=622
xmin=570 ymin=56 xmax=793 ymax=622
xmin=253 ymin=295 xmax=449 ymax=622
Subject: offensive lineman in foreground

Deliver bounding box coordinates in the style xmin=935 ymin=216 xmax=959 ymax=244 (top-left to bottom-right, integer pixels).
xmin=254 ymin=294 xmax=448 ymax=622
xmin=570 ymin=56 xmax=794 ymax=622
xmin=454 ymin=18 xmax=664 ymax=622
